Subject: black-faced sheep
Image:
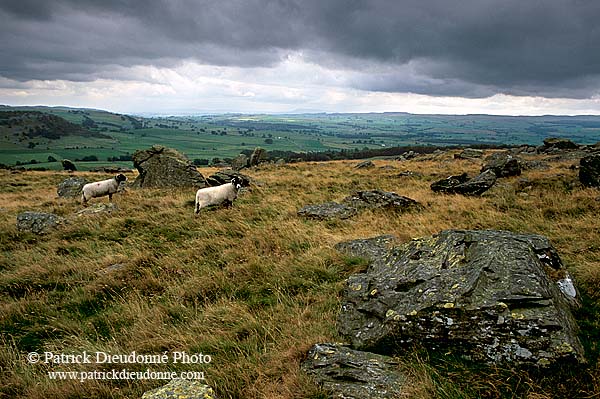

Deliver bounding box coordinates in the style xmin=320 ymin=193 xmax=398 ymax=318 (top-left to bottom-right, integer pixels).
xmin=195 ymin=177 xmax=243 ymax=214
xmin=81 ymin=174 xmax=127 ymax=205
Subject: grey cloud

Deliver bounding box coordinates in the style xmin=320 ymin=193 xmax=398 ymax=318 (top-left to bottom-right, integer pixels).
xmin=1 ymin=0 xmax=600 ymax=98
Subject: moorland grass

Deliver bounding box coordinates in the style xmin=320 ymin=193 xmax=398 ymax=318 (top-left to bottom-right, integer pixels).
xmin=1 ymin=153 xmax=599 ymax=398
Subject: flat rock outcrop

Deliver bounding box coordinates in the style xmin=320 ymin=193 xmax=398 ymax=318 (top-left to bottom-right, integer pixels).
xmin=355 ymin=160 xmax=375 ymax=169
xmin=131 ymin=145 xmax=207 ymax=189
xmin=481 ymin=152 xmax=522 ymax=177
xmin=454 ymin=148 xmax=484 ymax=159
xmin=302 ymin=343 xmax=407 ymax=399
xmin=16 ymin=212 xmax=66 ymax=234
xmin=57 ymin=176 xmax=89 ymax=198
xmin=431 ymin=170 xmax=496 ymax=196
xmin=579 ymin=153 xmax=600 ymax=187
xmin=298 ymin=190 xmax=422 ymax=220
xmin=335 ymin=229 xmax=584 ymax=367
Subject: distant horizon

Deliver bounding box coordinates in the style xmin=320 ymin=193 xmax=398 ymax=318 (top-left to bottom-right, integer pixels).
xmin=4 ymin=103 xmax=600 ymax=119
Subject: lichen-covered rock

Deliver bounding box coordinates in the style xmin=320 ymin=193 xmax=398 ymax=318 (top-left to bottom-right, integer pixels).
xmin=481 ymin=152 xmax=522 ymax=177
xmin=302 ymin=343 xmax=407 ymax=399
xmin=16 ymin=212 xmax=66 ymax=234
xmin=454 ymin=148 xmax=484 ymax=159
xmin=142 ymin=379 xmax=217 ymax=399
xmin=57 ymin=177 xmax=89 ymax=198
xmin=249 ymin=147 xmax=267 ymax=167
xmin=355 ymin=160 xmax=375 ymax=169
xmin=131 ymin=145 xmax=207 ymax=189
xmin=430 ymin=173 xmax=469 ymax=193
xmin=541 ymin=138 xmax=580 ymax=152
xmin=336 ymin=229 xmax=584 ymax=367
xmin=231 ymin=154 xmax=249 ymax=170
xmin=206 ymin=169 xmax=252 ymax=187
xmin=431 ymin=170 xmax=496 ymax=196
xmin=298 ymin=190 xmax=422 ymax=220
xmin=298 ymin=202 xmax=357 ymax=220
xmin=579 ymin=153 xmax=600 ymax=187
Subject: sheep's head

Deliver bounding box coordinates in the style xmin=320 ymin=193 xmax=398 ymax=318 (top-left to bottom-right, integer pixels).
xmin=115 ymin=174 xmax=127 ymax=183
xmin=231 ymin=177 xmax=243 ymax=190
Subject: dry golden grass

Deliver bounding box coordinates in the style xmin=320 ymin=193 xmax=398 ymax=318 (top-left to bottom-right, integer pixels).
xmin=1 ymin=152 xmax=599 ymax=398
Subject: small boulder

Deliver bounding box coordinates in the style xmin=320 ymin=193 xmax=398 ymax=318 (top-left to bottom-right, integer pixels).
xmin=17 ymin=212 xmax=66 ymax=234
xmin=541 ymin=138 xmax=580 ymax=152
xmin=206 ymin=169 xmax=252 ymax=187
xmin=142 ymin=379 xmax=217 ymax=399
xmin=57 ymin=177 xmax=89 ymax=198
xmin=302 ymin=343 xmax=408 ymax=399
xmin=454 ymin=148 xmax=484 ymax=159
xmin=61 ymin=159 xmax=77 ymax=172
xmin=336 ymin=230 xmax=585 ymax=367
xmin=579 ymin=153 xmax=600 ymax=187
xmin=75 ymin=203 xmax=119 ymax=216
xmin=298 ymin=202 xmax=357 ymax=220
xmin=249 ymin=147 xmax=267 ymax=167
xmin=453 ymin=169 xmax=497 ymax=196
xmin=430 ymin=173 xmax=469 ymax=193
xmin=481 ymin=152 xmax=522 ymax=177
xmin=355 ymin=160 xmax=375 ymax=169
xmin=131 ymin=145 xmax=207 ymax=189
xmin=341 ymin=190 xmax=422 ymax=212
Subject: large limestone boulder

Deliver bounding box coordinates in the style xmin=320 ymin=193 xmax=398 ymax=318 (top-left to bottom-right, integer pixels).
xmin=302 ymin=343 xmax=408 ymax=399
xmin=335 ymin=229 xmax=584 ymax=367
xmin=17 ymin=212 xmax=66 ymax=234
xmin=57 ymin=176 xmax=89 ymax=198
xmin=579 ymin=153 xmax=600 ymax=187
xmin=131 ymin=145 xmax=207 ymax=189
xmin=481 ymin=152 xmax=522 ymax=177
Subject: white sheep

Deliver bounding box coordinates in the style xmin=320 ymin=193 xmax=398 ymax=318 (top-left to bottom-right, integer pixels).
xmin=195 ymin=177 xmax=243 ymax=214
xmin=81 ymin=174 xmax=127 ymax=205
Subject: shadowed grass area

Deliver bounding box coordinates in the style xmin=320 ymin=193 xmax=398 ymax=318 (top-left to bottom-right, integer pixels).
xmin=1 ymin=152 xmax=599 ymax=398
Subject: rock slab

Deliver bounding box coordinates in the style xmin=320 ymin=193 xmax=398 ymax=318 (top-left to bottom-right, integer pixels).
xmin=481 ymin=152 xmax=522 ymax=177
xmin=335 ymin=229 xmax=584 ymax=367
xmin=142 ymin=379 xmax=217 ymax=399
xmin=579 ymin=153 xmax=600 ymax=187
xmin=57 ymin=177 xmax=89 ymax=198
xmin=17 ymin=212 xmax=66 ymax=234
xmin=430 ymin=170 xmax=497 ymax=196
xmin=131 ymin=145 xmax=207 ymax=189
xmin=302 ymin=343 xmax=407 ymax=399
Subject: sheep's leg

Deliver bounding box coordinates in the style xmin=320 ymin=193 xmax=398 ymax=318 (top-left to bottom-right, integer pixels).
xmin=223 ymin=199 xmax=232 ymax=208
xmin=108 ymin=193 xmax=113 ymax=202
xmin=195 ymin=202 xmax=200 ymax=214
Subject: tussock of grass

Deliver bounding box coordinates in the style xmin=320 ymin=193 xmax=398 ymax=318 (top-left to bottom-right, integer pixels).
xmin=1 ymin=155 xmax=600 ymax=398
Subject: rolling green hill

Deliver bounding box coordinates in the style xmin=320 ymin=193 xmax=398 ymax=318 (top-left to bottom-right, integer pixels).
xmin=2 ymin=105 xmax=600 ymax=170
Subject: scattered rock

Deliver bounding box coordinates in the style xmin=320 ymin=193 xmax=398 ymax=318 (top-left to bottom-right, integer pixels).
xmin=231 ymin=154 xmax=249 ymax=170
xmin=57 ymin=177 xmax=89 ymax=198
xmin=275 ymin=158 xmax=286 ymax=166
xmin=579 ymin=153 xmax=600 ymax=188
xmin=355 ymin=160 xmax=375 ymax=169
xmin=430 ymin=173 xmax=472 ymax=194
xmin=142 ymin=379 xmax=217 ymax=399
xmin=302 ymin=343 xmax=407 ymax=399
xmin=89 ymin=166 xmax=131 ymax=173
xmin=334 ymin=235 xmax=397 ymax=263
xmin=335 ymin=229 xmax=584 ymax=367
xmin=16 ymin=212 xmax=66 ymax=234
xmin=298 ymin=190 xmax=422 ymax=220
xmin=451 ymin=169 xmax=497 ymax=196
xmin=131 ymin=145 xmax=207 ymax=189
xmin=249 ymin=147 xmax=267 ymax=167
xmin=397 ymin=171 xmax=423 ymax=178
xmin=206 ymin=169 xmax=252 ymax=187
xmin=541 ymin=138 xmax=580 ymax=152
xmin=96 ymin=263 xmax=126 ymax=275
xmin=481 ymin=152 xmax=522 ymax=177
xmin=522 ymin=160 xmax=550 ymax=171
xmin=454 ymin=148 xmax=484 ymax=159
xmin=61 ymin=159 xmax=77 ymax=172
xmin=298 ymin=202 xmax=357 ymax=220
xmin=75 ymin=203 xmax=119 ymax=216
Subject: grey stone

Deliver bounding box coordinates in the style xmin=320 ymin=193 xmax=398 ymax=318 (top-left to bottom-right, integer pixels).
xmin=579 ymin=153 xmax=600 ymax=187
xmin=75 ymin=203 xmax=119 ymax=216
xmin=481 ymin=152 xmax=522 ymax=177
xmin=298 ymin=202 xmax=358 ymax=220
xmin=57 ymin=177 xmax=89 ymax=198
xmin=336 ymin=229 xmax=584 ymax=367
xmin=355 ymin=160 xmax=375 ymax=169
xmin=454 ymin=148 xmax=484 ymax=159
xmin=142 ymin=379 xmax=217 ymax=399
xmin=430 ymin=173 xmax=470 ymax=193
xmin=453 ymin=169 xmax=497 ymax=196
xmin=61 ymin=159 xmax=77 ymax=171
xmin=302 ymin=343 xmax=407 ymax=399
xmin=131 ymin=145 xmax=207 ymax=189
xmin=249 ymin=147 xmax=267 ymax=167
xmin=16 ymin=212 xmax=66 ymax=234
xmin=205 ymin=169 xmax=252 ymax=187
xmin=231 ymin=154 xmax=249 ymax=170
xmin=541 ymin=138 xmax=580 ymax=152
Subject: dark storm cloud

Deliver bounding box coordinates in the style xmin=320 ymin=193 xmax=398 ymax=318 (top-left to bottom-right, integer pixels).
xmin=1 ymin=0 xmax=600 ymax=98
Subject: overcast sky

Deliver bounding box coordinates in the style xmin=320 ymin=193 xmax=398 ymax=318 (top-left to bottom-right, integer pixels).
xmin=1 ymin=0 xmax=600 ymax=115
